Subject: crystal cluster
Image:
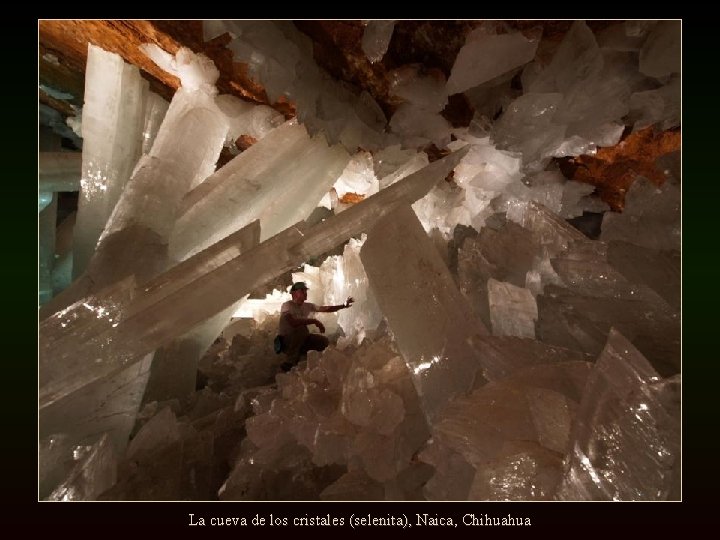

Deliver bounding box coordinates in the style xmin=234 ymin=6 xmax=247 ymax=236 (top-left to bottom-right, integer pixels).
xmin=219 ymin=335 xmax=431 ymax=500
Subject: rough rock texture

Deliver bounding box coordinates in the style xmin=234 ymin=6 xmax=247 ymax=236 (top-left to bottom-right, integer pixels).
xmin=558 ymin=127 xmax=681 ymax=211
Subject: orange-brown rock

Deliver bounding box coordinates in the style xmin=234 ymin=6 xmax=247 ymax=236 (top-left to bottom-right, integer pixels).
xmin=295 ymin=21 xmax=395 ymax=120
xmin=235 ymin=134 xmax=258 ymax=153
xmin=558 ymin=127 xmax=681 ymax=211
xmin=38 ymin=20 xmax=294 ymax=118
xmin=339 ymin=192 xmax=366 ymax=205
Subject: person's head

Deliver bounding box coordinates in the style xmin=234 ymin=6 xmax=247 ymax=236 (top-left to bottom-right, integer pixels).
xmin=290 ymin=281 xmax=308 ymax=303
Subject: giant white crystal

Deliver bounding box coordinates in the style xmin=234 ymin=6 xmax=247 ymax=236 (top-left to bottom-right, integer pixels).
xmin=629 ymin=75 xmax=680 ymax=131
xmin=535 ymin=236 xmax=680 ymax=376
xmin=527 ymin=21 xmax=603 ymax=94
xmin=40 ymin=150 xmax=468 ymax=411
xmin=319 ymin=235 xmax=383 ymax=346
xmin=44 ymin=433 xmax=117 ymax=501
xmin=390 ymin=65 xmax=447 ymax=113
xmin=373 ymin=145 xmax=429 ymax=190
xmin=72 ymin=44 xmax=146 ymax=277
xmin=215 ymin=93 xmax=284 ymax=144
xmin=491 ymin=92 xmax=566 ymax=170
xmin=39 ymin=193 xmax=57 ymax=305
xmin=170 ymin=119 xmax=350 ymax=259
xmin=220 ymin=20 xmax=388 ymax=152
xmin=361 ymin=203 xmax=488 ymax=421
xmin=140 ymin=88 xmax=169 ymax=155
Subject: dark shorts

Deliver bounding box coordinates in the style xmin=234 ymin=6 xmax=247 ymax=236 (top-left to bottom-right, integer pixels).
xmin=282 ymin=328 xmax=329 ymax=365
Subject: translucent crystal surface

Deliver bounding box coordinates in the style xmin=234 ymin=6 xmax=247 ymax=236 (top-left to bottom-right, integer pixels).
xmin=39 ymin=151 xmax=467 ymax=412
xmin=556 ymin=329 xmax=680 ymax=500
xmin=72 ymin=44 xmax=146 ymax=277
xmin=39 ymin=151 xmax=81 ymax=192
xmin=422 ymin=361 xmax=591 ymax=500
xmin=601 ymin=177 xmax=681 ymax=251
xmin=487 ymin=278 xmax=538 ymax=339
xmin=45 ymin=434 xmax=117 ymax=501
xmin=361 ymin=203 xmax=488 ymax=421
xmin=447 ymin=27 xmax=538 ymax=95
xmin=170 ymin=120 xmax=350 ymax=258
xmin=361 ymin=20 xmax=395 ymax=63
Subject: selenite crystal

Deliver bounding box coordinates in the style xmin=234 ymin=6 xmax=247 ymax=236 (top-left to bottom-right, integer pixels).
xmin=215 ymin=93 xmax=284 ymax=144
xmin=45 ymin=433 xmax=117 ymax=501
xmin=487 ymin=278 xmax=538 ymax=339
xmin=639 ymin=20 xmax=681 ymax=78
xmin=319 ymin=235 xmax=383 ymax=346
xmin=217 ymin=20 xmax=388 ymax=151
xmin=629 ymin=76 xmax=680 ymax=131
xmin=39 ymin=151 xmax=467 ymax=413
xmin=601 ymin=177 xmax=681 ymax=251
xmin=170 ymin=119 xmax=350 ymax=257
xmin=41 ymin=48 xmax=229 ymax=317
xmin=219 ymin=336 xmax=430 ymax=500
xmin=361 ymin=203 xmax=488 ymax=421
xmin=39 ymin=20 xmax=680 ymax=501
xmin=361 ymin=20 xmax=395 ymax=63
xmin=421 ymin=361 xmax=591 ymax=500
xmin=557 ymin=329 xmax=680 ymax=500
xmin=39 ymin=193 xmax=58 ymax=304
xmin=447 ymin=27 xmax=539 ymax=95
xmin=140 ymin=88 xmax=169 ymax=155
xmin=39 ymin=152 xmax=81 ymax=192
xmin=373 ymin=144 xmax=429 ymax=190
xmin=536 ymin=237 xmax=680 ymax=376
xmin=72 ymin=44 xmax=146 ymax=277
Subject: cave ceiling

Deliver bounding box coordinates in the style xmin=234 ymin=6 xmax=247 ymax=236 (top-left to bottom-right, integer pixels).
xmin=38 ymin=20 xmax=680 ymax=211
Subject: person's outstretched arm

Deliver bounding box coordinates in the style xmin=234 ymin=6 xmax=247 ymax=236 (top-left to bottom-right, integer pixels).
xmin=316 ymin=297 xmax=355 ymax=313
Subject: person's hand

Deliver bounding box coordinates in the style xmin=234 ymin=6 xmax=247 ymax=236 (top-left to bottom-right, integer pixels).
xmin=315 ymin=320 xmax=326 ymax=333
xmin=345 ymin=297 xmax=355 ymax=308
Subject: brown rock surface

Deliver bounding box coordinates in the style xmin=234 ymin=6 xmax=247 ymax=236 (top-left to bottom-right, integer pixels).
xmin=558 ymin=127 xmax=681 ymax=211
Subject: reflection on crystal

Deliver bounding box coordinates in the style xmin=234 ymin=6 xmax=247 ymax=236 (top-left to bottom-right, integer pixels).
xmin=170 ymin=119 xmax=350 ymax=259
xmin=423 ymin=361 xmax=592 ymax=500
xmin=72 ymin=45 xmax=148 ymax=278
xmin=45 ymin=433 xmax=117 ymax=501
xmin=556 ymin=329 xmax=680 ymax=500
xmin=362 ymin=20 xmax=395 ymax=64
xmin=361 ymin=203 xmax=488 ymax=421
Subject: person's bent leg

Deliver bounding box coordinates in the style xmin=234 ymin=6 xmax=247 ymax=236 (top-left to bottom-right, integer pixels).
xmin=301 ymin=334 xmax=329 ymax=355
xmin=282 ymin=328 xmax=309 ymax=371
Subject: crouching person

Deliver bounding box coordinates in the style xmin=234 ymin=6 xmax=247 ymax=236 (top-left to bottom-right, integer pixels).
xmin=276 ymin=281 xmax=354 ymax=372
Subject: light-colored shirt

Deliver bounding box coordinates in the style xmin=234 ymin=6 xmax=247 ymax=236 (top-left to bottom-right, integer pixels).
xmin=278 ymin=301 xmax=317 ymax=336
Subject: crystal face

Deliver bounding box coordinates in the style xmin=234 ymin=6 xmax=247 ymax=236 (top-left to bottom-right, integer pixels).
xmin=38 ymin=21 xmax=680 ymax=501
